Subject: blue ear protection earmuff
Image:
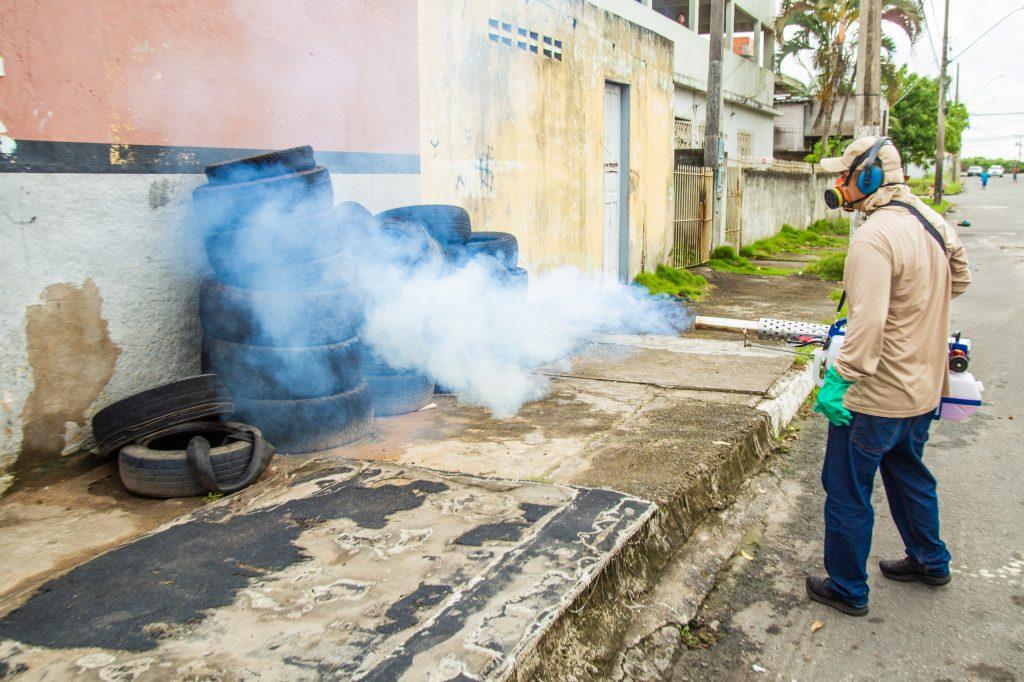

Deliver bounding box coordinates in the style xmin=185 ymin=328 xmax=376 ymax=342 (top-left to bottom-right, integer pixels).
xmin=845 ymin=136 xmax=891 ymax=195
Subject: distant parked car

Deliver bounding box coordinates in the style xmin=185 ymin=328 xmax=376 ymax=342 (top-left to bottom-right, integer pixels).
xmin=989 ymin=165 xmax=1005 ymax=177
xmin=967 ymin=165 xmax=984 ymax=177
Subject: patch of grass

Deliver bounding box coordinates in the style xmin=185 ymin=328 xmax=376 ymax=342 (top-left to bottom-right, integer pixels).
xmin=805 ymin=252 xmax=846 ymax=280
xmin=828 ymin=288 xmax=849 ymax=317
xmin=203 ymin=492 xmax=224 ymax=503
xmin=634 ymin=264 xmax=708 ymax=300
xmin=922 ymin=198 xmax=953 ymax=215
xmin=909 ymin=176 xmax=962 ymax=197
xmin=708 ymin=246 xmax=796 ymax=276
xmin=743 ymin=224 xmax=846 ymax=260
xmin=808 ymin=217 xmax=850 ymax=236
xmin=678 ymin=620 xmax=719 ymax=650
xmin=793 ymin=345 xmax=815 ymax=368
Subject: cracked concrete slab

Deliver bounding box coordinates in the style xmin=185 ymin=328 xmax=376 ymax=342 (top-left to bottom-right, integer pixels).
xmin=0 ymin=461 xmax=653 ymax=681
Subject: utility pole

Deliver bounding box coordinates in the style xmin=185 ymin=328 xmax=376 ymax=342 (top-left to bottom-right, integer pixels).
xmin=951 ymin=63 xmax=961 ymax=179
xmin=851 ymin=0 xmax=882 ymax=236
xmin=854 ymin=0 xmax=883 ymax=138
xmin=704 ymin=0 xmax=726 ymax=246
xmin=933 ymin=0 xmax=950 ymax=205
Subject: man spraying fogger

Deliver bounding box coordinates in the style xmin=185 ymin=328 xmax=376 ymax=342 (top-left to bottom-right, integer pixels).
xmin=808 ymin=137 xmax=971 ymax=616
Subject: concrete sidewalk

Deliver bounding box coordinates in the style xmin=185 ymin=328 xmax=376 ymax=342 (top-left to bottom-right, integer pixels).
xmin=0 ymin=273 xmax=836 ymax=680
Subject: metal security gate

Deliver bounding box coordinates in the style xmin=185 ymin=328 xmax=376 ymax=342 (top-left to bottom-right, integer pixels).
xmin=725 ymin=165 xmax=743 ymax=251
xmin=671 ymin=165 xmax=713 ymax=267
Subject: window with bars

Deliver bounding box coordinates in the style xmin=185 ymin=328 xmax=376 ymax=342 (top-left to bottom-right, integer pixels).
xmin=737 ymin=129 xmax=754 ymax=159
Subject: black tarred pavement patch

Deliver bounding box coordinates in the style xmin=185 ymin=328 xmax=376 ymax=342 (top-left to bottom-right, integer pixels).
xmin=0 ymin=471 xmax=447 ymax=651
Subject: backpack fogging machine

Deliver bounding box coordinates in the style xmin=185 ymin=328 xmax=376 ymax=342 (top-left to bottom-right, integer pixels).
xmin=694 ymin=315 xmax=983 ymax=421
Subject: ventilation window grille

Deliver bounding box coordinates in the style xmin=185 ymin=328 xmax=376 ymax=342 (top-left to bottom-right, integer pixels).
xmin=489 ymin=19 xmax=562 ymax=61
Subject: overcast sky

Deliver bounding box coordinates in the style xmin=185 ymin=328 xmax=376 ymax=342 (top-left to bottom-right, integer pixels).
xmin=779 ymin=1 xmax=1024 ymax=159
xmin=891 ymin=0 xmax=1024 ymax=159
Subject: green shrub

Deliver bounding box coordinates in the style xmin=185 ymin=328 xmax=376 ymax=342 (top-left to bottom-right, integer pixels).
xmin=634 ymin=264 xmax=708 ymax=300
xmin=806 ymin=252 xmax=846 ymax=280
xmin=743 ymin=222 xmax=846 ymax=260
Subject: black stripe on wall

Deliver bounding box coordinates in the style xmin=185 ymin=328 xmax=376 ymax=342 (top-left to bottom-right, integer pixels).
xmin=0 ymin=141 xmax=420 ymax=175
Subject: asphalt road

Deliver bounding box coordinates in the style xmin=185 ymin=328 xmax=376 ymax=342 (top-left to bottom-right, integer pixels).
xmin=671 ymin=178 xmax=1024 ymax=681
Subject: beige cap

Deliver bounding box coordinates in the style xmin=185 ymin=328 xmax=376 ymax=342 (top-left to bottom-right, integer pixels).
xmin=820 ymin=136 xmax=905 ymax=183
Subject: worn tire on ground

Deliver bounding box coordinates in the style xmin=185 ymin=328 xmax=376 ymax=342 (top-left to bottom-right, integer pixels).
xmin=92 ymin=375 xmax=235 ymax=459
xmin=199 ymin=279 xmax=363 ymax=347
xmin=205 ymin=336 xmax=363 ymax=400
xmin=365 ymin=372 xmax=435 ymax=417
xmin=234 ymin=383 xmax=374 ymax=454
xmin=193 ymin=166 xmax=334 ymax=233
xmin=375 ymin=205 xmax=471 ymax=245
xmin=118 ymin=421 xmax=261 ymax=498
xmin=204 ymin=145 xmax=316 ymax=185
xmin=460 ymin=231 xmax=519 ymax=269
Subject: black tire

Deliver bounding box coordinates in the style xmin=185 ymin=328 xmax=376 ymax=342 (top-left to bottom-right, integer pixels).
xmin=235 ymin=383 xmax=374 ymax=454
xmin=92 ymin=375 xmax=234 ymax=459
xmin=377 ymin=219 xmax=445 ymax=267
xmin=204 ymin=202 xmax=375 ymax=285
xmin=205 ymin=336 xmax=363 ymax=400
xmin=376 ymin=205 xmax=471 ymax=245
xmin=461 ymin=231 xmax=519 ymax=269
xmin=199 ymin=279 xmax=362 ymax=347
xmin=204 ymin=146 xmax=316 ymax=185
xmin=366 ymin=372 xmax=435 ymax=417
xmin=504 ymin=266 xmax=529 ymax=289
xmin=193 ymin=166 xmax=333 ymax=233
xmin=118 ymin=421 xmax=263 ymax=498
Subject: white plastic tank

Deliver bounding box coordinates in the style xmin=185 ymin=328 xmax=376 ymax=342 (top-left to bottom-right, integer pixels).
xmin=812 ymin=323 xmax=982 ymax=421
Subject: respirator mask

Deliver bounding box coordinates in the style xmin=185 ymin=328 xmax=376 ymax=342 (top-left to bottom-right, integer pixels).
xmin=823 ymin=136 xmax=892 ymax=211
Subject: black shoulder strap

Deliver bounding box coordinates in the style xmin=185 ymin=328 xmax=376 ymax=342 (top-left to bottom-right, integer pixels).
xmin=888 ymin=200 xmax=947 ymax=253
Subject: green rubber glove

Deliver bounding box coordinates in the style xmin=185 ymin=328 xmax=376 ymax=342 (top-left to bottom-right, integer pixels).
xmin=814 ymin=366 xmax=854 ymax=426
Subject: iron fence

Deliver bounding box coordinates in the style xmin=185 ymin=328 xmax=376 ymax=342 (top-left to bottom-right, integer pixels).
xmin=671 ymin=165 xmax=713 ymax=268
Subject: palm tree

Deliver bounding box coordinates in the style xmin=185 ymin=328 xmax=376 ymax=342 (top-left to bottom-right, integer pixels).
xmin=775 ymin=0 xmax=923 ymax=152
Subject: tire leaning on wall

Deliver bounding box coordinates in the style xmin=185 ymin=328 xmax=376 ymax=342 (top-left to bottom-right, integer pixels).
xmin=193 ymin=166 xmax=334 ymax=233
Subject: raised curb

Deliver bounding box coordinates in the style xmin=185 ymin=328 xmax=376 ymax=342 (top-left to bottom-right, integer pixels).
xmin=508 ymin=360 xmax=817 ymax=680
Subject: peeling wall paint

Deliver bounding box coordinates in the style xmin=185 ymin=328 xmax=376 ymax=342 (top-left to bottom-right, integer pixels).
xmin=418 ymin=0 xmax=675 ymax=278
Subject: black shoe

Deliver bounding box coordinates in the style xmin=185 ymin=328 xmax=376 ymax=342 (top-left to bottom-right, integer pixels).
xmin=879 ymin=557 xmax=951 ymax=586
xmin=805 ymin=575 xmax=869 ymax=617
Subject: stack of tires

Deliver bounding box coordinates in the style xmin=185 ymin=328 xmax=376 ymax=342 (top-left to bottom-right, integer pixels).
xmin=376 ymin=204 xmax=528 ymax=289
xmin=194 ymin=146 xmax=374 ymax=453
xmin=372 ymin=205 xmax=528 ymax=398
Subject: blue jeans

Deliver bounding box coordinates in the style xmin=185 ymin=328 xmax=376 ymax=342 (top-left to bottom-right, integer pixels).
xmin=822 ymin=411 xmax=951 ymax=606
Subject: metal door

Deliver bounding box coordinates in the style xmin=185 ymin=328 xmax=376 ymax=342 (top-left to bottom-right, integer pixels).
xmin=603 ymin=83 xmax=623 ymax=283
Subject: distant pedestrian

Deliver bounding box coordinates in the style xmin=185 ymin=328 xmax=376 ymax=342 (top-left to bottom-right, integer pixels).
xmin=676 ymin=11 xmax=686 ymax=26
xmin=1013 ymin=164 xmax=1018 ymax=182
xmin=981 ymin=169 xmax=990 ymax=190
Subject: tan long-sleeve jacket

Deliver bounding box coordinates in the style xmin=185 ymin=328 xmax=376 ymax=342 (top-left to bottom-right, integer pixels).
xmin=834 ymin=186 xmax=971 ymax=418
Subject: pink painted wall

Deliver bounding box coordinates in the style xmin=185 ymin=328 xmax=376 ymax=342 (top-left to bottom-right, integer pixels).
xmin=0 ymin=0 xmax=418 ymax=153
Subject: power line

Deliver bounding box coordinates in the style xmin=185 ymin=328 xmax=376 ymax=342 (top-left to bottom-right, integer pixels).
xmin=922 ymin=0 xmax=942 ymax=68
xmin=969 ymin=111 xmax=1024 ymax=117
xmin=950 ymin=5 xmax=1024 ymax=64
